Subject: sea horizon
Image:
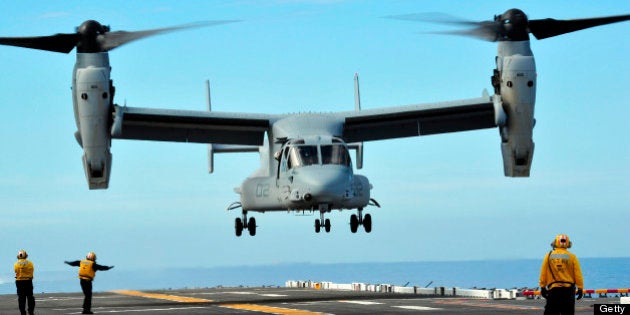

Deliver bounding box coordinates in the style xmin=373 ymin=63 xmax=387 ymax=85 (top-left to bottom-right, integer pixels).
xmin=1 ymin=257 xmax=628 ymax=295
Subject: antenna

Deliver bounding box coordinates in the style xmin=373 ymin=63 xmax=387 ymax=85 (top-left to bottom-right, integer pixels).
xmin=354 ymin=72 xmax=361 ymax=111
xmin=205 ymin=79 xmax=211 ymax=111
xmin=352 ymin=73 xmax=364 ymax=169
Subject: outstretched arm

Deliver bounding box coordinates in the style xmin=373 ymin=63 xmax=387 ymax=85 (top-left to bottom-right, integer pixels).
xmin=94 ymin=263 xmax=114 ymax=271
xmin=65 ymin=260 xmax=80 ymax=267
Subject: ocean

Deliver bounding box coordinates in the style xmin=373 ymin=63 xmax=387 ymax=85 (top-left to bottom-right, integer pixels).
xmin=0 ymin=258 xmax=628 ymax=295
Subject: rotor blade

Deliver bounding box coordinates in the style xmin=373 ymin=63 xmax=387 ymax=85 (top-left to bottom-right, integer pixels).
xmin=0 ymin=33 xmax=78 ymax=53
xmin=529 ymin=14 xmax=630 ymax=40
xmin=384 ymin=13 xmax=501 ymax=42
xmin=99 ymin=20 xmax=240 ymax=51
xmin=432 ymin=21 xmax=503 ymax=42
xmin=384 ymin=12 xmax=478 ymax=26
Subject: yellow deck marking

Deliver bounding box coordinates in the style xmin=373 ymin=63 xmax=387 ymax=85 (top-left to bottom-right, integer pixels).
xmin=111 ymin=290 xmax=212 ymax=303
xmin=221 ymin=303 xmax=326 ymax=315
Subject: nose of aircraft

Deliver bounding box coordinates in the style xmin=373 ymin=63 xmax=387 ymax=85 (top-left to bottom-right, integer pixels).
xmin=297 ymin=166 xmax=351 ymax=202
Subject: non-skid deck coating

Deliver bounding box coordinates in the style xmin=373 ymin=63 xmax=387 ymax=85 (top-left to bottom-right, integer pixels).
xmin=0 ymin=287 xmax=617 ymax=314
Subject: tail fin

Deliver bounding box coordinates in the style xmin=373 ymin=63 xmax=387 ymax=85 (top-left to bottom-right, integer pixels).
xmin=353 ymin=73 xmax=364 ymax=169
xmin=206 ymin=80 xmax=215 ymax=173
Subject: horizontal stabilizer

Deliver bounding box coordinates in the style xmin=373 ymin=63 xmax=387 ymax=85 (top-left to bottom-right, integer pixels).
xmin=208 ymin=144 xmax=260 ymax=173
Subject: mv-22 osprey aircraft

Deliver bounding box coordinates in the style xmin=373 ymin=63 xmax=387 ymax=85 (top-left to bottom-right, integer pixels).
xmin=1 ymin=9 xmax=629 ymax=236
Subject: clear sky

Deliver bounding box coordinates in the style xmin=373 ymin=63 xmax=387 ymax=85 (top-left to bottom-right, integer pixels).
xmin=0 ymin=0 xmax=629 ymax=278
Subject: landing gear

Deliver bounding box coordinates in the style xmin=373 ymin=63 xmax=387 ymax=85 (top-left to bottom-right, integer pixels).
xmin=235 ymin=218 xmax=243 ymax=237
xmin=235 ymin=211 xmax=257 ymax=237
xmin=314 ymin=212 xmax=332 ymax=233
xmin=350 ymin=208 xmax=372 ymax=233
xmin=363 ymin=213 xmax=372 ymax=233
xmin=248 ymin=217 xmax=257 ymax=236
xmin=350 ymin=214 xmax=359 ymax=233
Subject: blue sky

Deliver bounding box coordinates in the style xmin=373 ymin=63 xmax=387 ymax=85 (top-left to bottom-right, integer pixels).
xmin=0 ymin=0 xmax=629 ymax=280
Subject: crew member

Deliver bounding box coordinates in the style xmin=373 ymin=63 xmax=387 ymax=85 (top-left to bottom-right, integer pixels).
xmin=539 ymin=234 xmax=584 ymax=315
xmin=14 ymin=249 xmax=36 ymax=315
xmin=65 ymin=252 xmax=114 ymax=314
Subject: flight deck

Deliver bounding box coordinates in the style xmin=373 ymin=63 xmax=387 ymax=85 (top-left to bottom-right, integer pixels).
xmin=0 ymin=286 xmax=618 ymax=314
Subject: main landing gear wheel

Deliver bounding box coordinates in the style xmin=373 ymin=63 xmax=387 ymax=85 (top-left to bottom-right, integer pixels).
xmin=235 ymin=211 xmax=257 ymax=237
xmin=248 ymin=217 xmax=257 ymax=236
xmin=235 ymin=218 xmax=243 ymax=237
xmin=363 ymin=213 xmax=372 ymax=233
xmin=349 ymin=208 xmax=372 ymax=233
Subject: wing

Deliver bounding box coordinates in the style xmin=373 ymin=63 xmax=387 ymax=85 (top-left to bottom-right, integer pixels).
xmin=111 ymin=105 xmax=274 ymax=145
xmin=342 ymin=93 xmax=497 ymax=142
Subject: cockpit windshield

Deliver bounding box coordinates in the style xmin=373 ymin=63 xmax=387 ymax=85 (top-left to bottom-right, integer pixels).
xmin=321 ymin=144 xmax=350 ymax=166
xmin=287 ymin=143 xmax=350 ymax=169
xmin=288 ymin=145 xmax=319 ymax=168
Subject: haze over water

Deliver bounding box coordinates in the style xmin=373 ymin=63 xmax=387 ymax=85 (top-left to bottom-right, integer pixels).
xmin=1 ymin=258 xmax=627 ymax=295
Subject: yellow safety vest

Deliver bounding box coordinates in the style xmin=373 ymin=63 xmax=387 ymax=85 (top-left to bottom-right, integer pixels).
xmin=539 ymin=248 xmax=584 ymax=290
xmin=14 ymin=259 xmax=34 ymax=280
xmin=78 ymin=260 xmax=96 ymax=280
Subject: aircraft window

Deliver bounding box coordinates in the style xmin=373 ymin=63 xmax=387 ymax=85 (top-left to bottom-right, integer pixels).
xmin=321 ymin=144 xmax=350 ymax=166
xmin=288 ymin=145 xmax=319 ymax=168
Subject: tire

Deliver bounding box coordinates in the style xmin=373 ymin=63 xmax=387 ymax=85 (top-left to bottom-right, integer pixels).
xmin=315 ymin=219 xmax=321 ymax=233
xmin=248 ymin=217 xmax=257 ymax=236
xmin=350 ymin=214 xmax=359 ymax=233
xmin=363 ymin=214 xmax=372 ymax=233
xmin=324 ymin=219 xmax=331 ymax=233
xmin=235 ymin=218 xmax=243 ymax=237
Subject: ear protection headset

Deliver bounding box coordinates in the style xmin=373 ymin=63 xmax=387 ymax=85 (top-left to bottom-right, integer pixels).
xmin=550 ymin=234 xmax=572 ymax=248
xmin=17 ymin=250 xmax=28 ymax=259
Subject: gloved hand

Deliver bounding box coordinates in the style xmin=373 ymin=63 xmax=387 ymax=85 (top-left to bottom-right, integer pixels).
xmin=576 ymin=288 xmax=583 ymax=300
xmin=541 ymin=287 xmax=548 ymax=299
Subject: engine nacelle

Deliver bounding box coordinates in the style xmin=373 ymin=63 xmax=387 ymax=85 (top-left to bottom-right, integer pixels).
xmin=74 ymin=54 xmax=113 ymax=189
xmin=498 ymin=54 xmax=536 ymax=177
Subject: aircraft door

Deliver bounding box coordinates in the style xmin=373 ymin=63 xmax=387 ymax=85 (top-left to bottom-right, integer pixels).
xmin=276 ymin=146 xmax=290 ymax=182
xmin=275 ymin=146 xmax=292 ymax=201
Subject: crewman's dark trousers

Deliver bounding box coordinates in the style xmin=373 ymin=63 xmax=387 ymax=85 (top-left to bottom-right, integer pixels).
xmin=544 ymin=287 xmax=576 ymax=315
xmin=80 ymin=279 xmax=93 ymax=313
xmin=16 ymin=280 xmax=35 ymax=315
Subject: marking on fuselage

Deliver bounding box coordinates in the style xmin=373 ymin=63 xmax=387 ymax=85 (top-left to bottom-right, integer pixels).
xmin=256 ymin=183 xmax=270 ymax=197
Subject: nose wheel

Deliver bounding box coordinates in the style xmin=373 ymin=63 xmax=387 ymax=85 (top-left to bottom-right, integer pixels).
xmin=350 ymin=208 xmax=372 ymax=233
xmin=314 ymin=212 xmax=331 ymax=233
xmin=235 ymin=211 xmax=256 ymax=237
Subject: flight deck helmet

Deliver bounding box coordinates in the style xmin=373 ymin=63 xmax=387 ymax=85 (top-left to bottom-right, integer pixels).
xmin=551 ymin=234 xmax=572 ymax=248
xmin=17 ymin=250 xmax=28 ymax=259
xmin=86 ymin=252 xmax=97 ymax=261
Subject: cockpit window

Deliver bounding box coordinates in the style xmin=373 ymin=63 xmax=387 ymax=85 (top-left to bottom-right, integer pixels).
xmin=288 ymin=145 xmax=319 ymax=169
xmin=321 ymin=144 xmax=350 ymax=166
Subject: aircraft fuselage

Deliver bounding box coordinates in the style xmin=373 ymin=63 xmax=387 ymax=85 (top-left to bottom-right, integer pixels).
xmin=239 ymin=147 xmax=371 ymax=212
